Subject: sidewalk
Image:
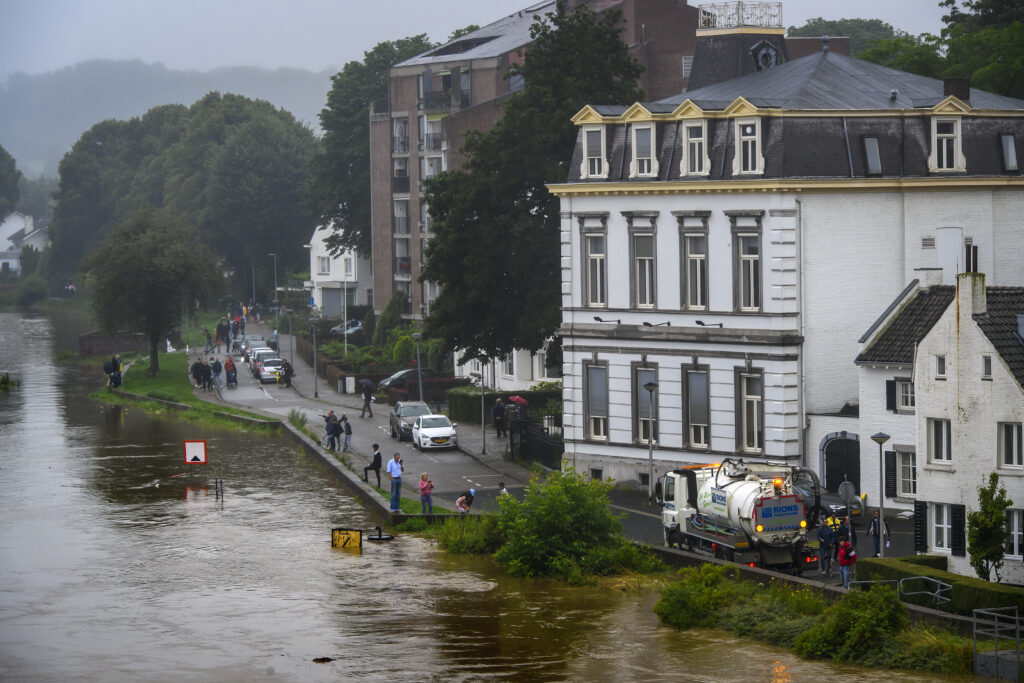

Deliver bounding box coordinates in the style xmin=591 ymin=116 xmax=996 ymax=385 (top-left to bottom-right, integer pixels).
xmin=194 ymin=322 xmax=533 ymax=512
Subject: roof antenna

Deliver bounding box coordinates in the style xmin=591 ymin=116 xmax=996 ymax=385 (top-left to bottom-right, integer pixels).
xmin=822 ymin=35 xmax=830 ymax=53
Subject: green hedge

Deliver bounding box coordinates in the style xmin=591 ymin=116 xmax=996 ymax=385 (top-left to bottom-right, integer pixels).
xmin=446 ymin=386 xmax=562 ymax=424
xmin=858 ymin=557 xmax=1024 ymax=614
xmin=901 ymin=555 xmax=948 ymax=570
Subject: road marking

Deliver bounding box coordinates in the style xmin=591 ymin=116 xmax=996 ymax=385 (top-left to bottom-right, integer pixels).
xmin=610 ymin=503 xmax=662 ymax=520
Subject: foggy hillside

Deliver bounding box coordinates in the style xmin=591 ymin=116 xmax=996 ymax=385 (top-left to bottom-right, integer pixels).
xmin=0 ymin=59 xmax=333 ymax=177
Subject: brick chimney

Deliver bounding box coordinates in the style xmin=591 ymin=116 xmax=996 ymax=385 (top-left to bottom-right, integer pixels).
xmin=944 ymin=78 xmax=971 ymax=101
xmin=957 ymin=271 xmax=986 ymax=318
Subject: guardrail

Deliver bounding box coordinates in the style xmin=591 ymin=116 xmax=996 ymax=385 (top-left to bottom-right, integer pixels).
xmin=974 ymin=607 xmax=1023 ymax=681
xmin=848 ymin=575 xmax=951 ymax=608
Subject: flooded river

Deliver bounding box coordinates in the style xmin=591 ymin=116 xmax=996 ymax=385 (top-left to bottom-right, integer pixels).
xmin=0 ymin=310 xmax=970 ymax=681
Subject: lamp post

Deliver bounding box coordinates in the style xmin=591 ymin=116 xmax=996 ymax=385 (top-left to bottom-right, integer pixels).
xmin=342 ymin=258 xmax=349 ymax=358
xmin=268 ymin=252 xmax=279 ymax=332
xmin=285 ymin=308 xmax=294 ymax=366
xmin=310 ymin=318 xmax=319 ymax=398
xmin=644 ymin=380 xmax=658 ymax=504
xmin=411 ymin=332 xmax=424 ymax=402
xmin=471 ymin=369 xmax=485 ymax=455
xmin=871 ymin=431 xmax=890 ymax=559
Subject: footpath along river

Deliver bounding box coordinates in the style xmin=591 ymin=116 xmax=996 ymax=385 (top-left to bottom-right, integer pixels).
xmin=0 ymin=310 xmax=974 ymax=681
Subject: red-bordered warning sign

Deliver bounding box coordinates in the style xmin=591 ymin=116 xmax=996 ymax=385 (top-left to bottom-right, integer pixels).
xmin=184 ymin=440 xmax=208 ymax=465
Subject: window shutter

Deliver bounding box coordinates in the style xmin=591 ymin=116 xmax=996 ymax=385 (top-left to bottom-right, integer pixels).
xmin=952 ymin=504 xmax=967 ymax=556
xmin=884 ymin=451 xmax=897 ymax=498
xmin=913 ymin=500 xmax=929 ymax=552
xmin=885 ymin=380 xmax=897 ymax=412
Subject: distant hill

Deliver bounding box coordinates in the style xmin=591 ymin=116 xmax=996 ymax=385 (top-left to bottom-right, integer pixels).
xmin=0 ymin=59 xmax=333 ymax=176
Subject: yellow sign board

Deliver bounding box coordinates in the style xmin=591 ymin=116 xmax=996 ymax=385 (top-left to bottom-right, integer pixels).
xmin=332 ymin=527 xmax=362 ymax=550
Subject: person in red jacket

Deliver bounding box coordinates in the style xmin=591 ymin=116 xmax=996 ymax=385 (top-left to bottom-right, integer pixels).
xmin=837 ymin=535 xmax=857 ymax=589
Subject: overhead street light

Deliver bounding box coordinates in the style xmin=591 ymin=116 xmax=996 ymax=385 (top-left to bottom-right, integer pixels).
xmin=642 ymin=321 xmax=671 ymax=327
xmin=871 ymin=432 xmax=891 ymax=559
xmin=695 ymin=320 xmax=723 ymax=328
xmin=593 ymin=316 xmax=621 ymax=324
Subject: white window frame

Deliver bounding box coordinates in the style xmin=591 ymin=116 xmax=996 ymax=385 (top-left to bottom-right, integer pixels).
xmin=584 ymin=233 xmax=607 ymax=307
xmin=934 ymin=502 xmax=952 ymax=551
xmin=737 ymin=233 xmax=761 ymax=311
xmin=898 ymin=450 xmax=917 ymax=497
xmin=681 ymin=120 xmax=710 ymax=176
xmin=928 ymin=417 xmax=952 ymax=462
xmin=1006 ymin=510 xmax=1024 ymax=558
xmin=632 ymin=232 xmax=655 ymax=309
xmin=684 ymin=233 xmax=707 ymax=310
xmin=936 ymin=354 xmax=946 ymax=378
xmin=581 ymin=125 xmax=608 ymax=179
xmin=501 ymin=354 xmax=515 ymax=378
xmin=317 ymin=256 xmax=330 ymax=275
xmin=929 ymin=116 xmax=965 ymax=172
xmin=1000 ymin=422 xmax=1023 ymax=468
xmin=343 ymin=256 xmax=353 ymax=278
xmin=629 ymin=124 xmax=659 ymax=178
xmin=733 ymin=118 xmax=763 ymax=175
xmin=740 ymin=373 xmax=763 ymax=453
xmin=897 ymin=380 xmax=915 ymax=412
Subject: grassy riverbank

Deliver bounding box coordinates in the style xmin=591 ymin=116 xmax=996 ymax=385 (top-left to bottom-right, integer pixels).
xmin=91 ymin=351 xmax=278 ymax=431
xmin=655 ymin=563 xmax=975 ymax=675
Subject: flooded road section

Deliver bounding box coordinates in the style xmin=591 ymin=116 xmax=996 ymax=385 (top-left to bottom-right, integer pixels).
xmin=0 ymin=312 xmax=971 ymax=681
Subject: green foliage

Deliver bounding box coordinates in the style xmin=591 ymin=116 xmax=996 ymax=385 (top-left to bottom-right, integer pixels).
xmin=530 ymin=380 xmax=563 ymax=392
xmin=0 ymin=143 xmax=21 ymax=216
xmin=84 ymin=211 xmax=217 ymax=375
xmin=288 ymin=409 xmax=308 ymax=430
xmin=448 ymin=25 xmax=480 ymax=42
xmin=304 ymin=36 xmax=434 ymax=257
xmin=435 ymin=515 xmax=503 ymax=554
xmin=654 ymin=564 xmax=747 ymax=629
xmin=968 ymin=471 xmax=1013 ymax=581
xmin=787 ymin=17 xmax=901 ymax=55
xmin=446 ymin=386 xmax=562 ymax=424
xmin=393 ymin=516 xmax=432 ymax=532
xmin=493 ymin=468 xmax=652 ymax=580
xmin=900 ymin=554 xmax=948 ymax=570
xmin=422 ymin=2 xmax=644 ymax=358
xmin=361 ymin=309 xmax=376 ymax=343
xmin=15 ymin=275 xmax=48 ymax=307
xmin=795 ymin=587 xmax=908 ymax=663
xmin=858 ymin=34 xmax=947 ymax=79
xmin=19 ymin=245 xmax=41 ymax=277
xmin=16 ymin=175 xmax=58 ymax=220
xmin=392 ymin=335 xmax=415 ymax=364
xmin=889 ymin=625 xmax=973 ymax=674
xmin=423 ymin=337 xmax=449 ymax=372
xmin=373 ymin=291 xmax=406 ymax=347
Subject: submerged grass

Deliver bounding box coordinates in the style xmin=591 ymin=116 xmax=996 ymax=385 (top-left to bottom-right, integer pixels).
xmin=655 ymin=564 xmax=973 ymax=675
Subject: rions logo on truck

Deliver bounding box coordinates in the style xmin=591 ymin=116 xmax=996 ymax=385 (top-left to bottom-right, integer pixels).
xmin=755 ymin=495 xmax=804 ymax=531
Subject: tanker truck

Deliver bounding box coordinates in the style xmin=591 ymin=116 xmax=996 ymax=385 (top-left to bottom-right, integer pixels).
xmin=659 ymin=459 xmax=820 ymax=573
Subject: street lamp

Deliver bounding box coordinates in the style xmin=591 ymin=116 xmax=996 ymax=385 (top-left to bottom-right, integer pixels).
xmin=470 ymin=369 xmax=485 ymax=455
xmin=871 ymin=431 xmax=891 ymax=559
xmin=695 ymin=320 xmax=723 ymax=328
xmin=310 ymin=318 xmax=320 ymax=398
xmin=644 ymin=380 xmax=658 ymax=504
xmin=285 ymin=308 xmax=294 ymax=366
xmin=411 ymin=331 xmax=424 ymax=402
xmin=268 ymin=253 xmax=279 ymax=332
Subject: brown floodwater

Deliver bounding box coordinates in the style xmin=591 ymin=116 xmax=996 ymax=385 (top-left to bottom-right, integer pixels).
xmin=0 ymin=311 xmax=974 ymax=681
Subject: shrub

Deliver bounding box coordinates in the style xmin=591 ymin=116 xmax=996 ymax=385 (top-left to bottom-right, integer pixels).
xmin=901 ymin=555 xmax=948 ymax=570
xmin=435 ymin=514 xmax=502 ymax=554
xmin=890 ymin=625 xmax=973 ymax=674
xmin=794 ymin=587 xmax=908 ymax=663
xmin=392 ymin=335 xmax=415 ymax=364
xmin=15 ymin=275 xmax=47 ymax=307
xmin=288 ymin=409 xmax=307 ymax=429
xmin=858 ymin=556 xmax=1024 ymax=614
xmin=654 ymin=564 xmax=747 ymax=629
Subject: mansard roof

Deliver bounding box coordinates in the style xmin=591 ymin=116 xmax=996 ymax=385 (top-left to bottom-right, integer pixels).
xmin=657 ymin=49 xmax=1024 ymax=112
xmin=856 ymin=285 xmax=955 ymax=365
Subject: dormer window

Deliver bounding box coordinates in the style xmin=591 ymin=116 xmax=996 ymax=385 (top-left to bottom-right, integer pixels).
xmin=733 ymin=118 xmax=763 ymax=175
xmin=929 ymin=117 xmax=964 ymax=172
xmin=582 ymin=126 xmax=608 ymax=179
xmin=681 ymin=121 xmax=710 ymax=176
xmin=630 ymin=124 xmax=658 ymax=178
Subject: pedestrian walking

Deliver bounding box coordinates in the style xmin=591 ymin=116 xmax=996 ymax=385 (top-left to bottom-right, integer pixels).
xmin=224 ymin=356 xmax=237 ymax=386
xmin=419 ymin=473 xmax=434 ymax=514
xmin=341 ymin=415 xmax=352 ymax=451
xmin=867 ymin=510 xmax=891 ymax=557
xmin=817 ymin=520 xmax=834 ymax=575
xmin=211 ymin=357 xmax=222 ymax=388
xmin=456 ymin=488 xmax=475 ymax=514
xmin=492 ymin=398 xmax=506 ymax=438
xmin=200 ymin=359 xmax=213 ymax=392
xmin=190 ymin=357 xmax=204 ymax=388
xmin=203 ymin=328 xmax=213 ymax=354
xmin=498 ymin=482 xmax=509 ymax=497
xmin=364 ymin=444 xmax=382 ymax=487
xmin=360 ymin=380 xmax=374 ymax=418
xmin=323 ymin=411 xmax=339 ymax=451
xmin=837 ymin=535 xmax=857 ymax=589
xmin=839 ymin=515 xmax=858 ymax=549
xmin=387 ymin=453 xmax=404 ymax=512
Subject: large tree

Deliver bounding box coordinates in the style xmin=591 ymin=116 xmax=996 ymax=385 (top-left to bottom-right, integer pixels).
xmin=85 ymin=211 xmax=216 ymax=375
xmin=787 ymin=17 xmax=901 ymax=55
xmin=0 ymin=143 xmax=22 ymax=216
xmin=304 ymin=36 xmax=434 ymax=257
xmin=421 ymin=1 xmax=643 ymax=359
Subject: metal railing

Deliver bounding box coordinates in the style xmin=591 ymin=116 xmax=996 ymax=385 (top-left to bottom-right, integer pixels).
xmin=974 ymin=607 xmax=1023 ymax=681
xmin=698 ymin=1 xmax=782 ymax=29
xmin=848 ymin=575 xmax=952 ymax=608
xmin=424 ymin=133 xmax=445 ymax=151
xmin=392 ymin=136 xmax=409 ymax=154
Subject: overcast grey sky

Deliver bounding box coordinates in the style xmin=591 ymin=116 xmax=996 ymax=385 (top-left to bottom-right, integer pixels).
xmin=2 ymin=0 xmax=946 ymax=80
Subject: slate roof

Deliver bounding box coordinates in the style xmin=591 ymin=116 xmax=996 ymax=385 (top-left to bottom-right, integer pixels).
xmin=657 ymin=49 xmax=1024 ymax=112
xmin=975 ymin=288 xmax=1024 ymax=390
xmin=396 ymin=1 xmax=555 ymax=68
xmin=855 ymin=286 xmax=955 ymax=364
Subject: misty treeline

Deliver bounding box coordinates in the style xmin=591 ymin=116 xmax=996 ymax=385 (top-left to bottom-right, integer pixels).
xmin=0 ymin=60 xmax=332 ymax=177
xmin=46 ymin=92 xmax=318 ymax=296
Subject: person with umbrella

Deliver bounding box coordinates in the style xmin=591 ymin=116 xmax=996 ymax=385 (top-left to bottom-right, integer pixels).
xmin=508 ymin=395 xmax=528 ymax=420
xmin=492 ymin=398 xmax=506 ymax=438
xmin=359 ymin=378 xmax=374 ymax=418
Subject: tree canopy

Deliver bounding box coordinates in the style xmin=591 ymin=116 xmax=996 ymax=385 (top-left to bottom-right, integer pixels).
xmin=967 ymin=472 xmax=1013 ymax=582
xmin=48 ymin=93 xmax=317 ymax=296
xmin=85 ymin=211 xmax=217 ymax=375
xmin=858 ymin=0 xmax=1024 ymax=99
xmin=304 ymin=36 xmax=435 ymax=257
xmin=0 ymin=143 xmax=21 ymax=217
xmin=421 ymin=1 xmax=643 ymax=360
xmin=787 ymin=17 xmax=901 ymax=55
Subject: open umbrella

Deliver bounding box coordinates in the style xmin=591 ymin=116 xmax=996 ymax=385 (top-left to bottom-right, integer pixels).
xmin=358 ymin=378 xmax=374 ymax=390
xmin=508 ymin=395 xmax=528 ymax=407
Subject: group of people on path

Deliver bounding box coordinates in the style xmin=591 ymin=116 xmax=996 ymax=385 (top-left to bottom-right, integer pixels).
xmin=322 ymin=410 xmax=353 ymax=452
xmin=190 ymin=356 xmax=226 ymax=391
xmin=491 ymin=398 xmax=526 ymax=438
xmin=816 ymin=510 xmax=891 ymax=588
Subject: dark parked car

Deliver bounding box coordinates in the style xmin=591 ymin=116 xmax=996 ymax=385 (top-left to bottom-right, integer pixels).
xmin=329 ymin=320 xmax=363 ymax=336
xmin=793 ymin=473 xmax=863 ymax=526
xmin=377 ymin=368 xmax=436 ymax=391
xmin=389 ymin=400 xmax=431 ymax=441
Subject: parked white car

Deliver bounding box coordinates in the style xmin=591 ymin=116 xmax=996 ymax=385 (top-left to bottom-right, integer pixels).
xmin=411 ymin=415 xmax=458 ymax=450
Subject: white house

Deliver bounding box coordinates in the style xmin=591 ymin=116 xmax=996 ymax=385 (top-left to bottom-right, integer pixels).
xmin=305 ymin=225 xmax=372 ymax=321
xmin=453 ymin=342 xmax=562 ymax=393
xmin=0 ymin=211 xmax=46 ymax=276
xmin=548 ymin=39 xmax=1024 ymax=487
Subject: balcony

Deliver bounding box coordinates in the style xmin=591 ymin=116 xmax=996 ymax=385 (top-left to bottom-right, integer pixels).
xmin=394 ymin=257 xmax=412 ymax=278
xmin=393 ymin=216 xmax=410 ymax=234
xmin=392 ymin=136 xmax=409 ymax=154
xmin=421 ymin=89 xmax=471 ymax=113
xmin=392 ymin=175 xmax=410 ymax=194
xmin=424 ymin=133 xmax=445 ymax=151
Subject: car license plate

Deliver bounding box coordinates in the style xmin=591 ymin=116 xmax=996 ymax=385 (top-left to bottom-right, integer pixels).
xmin=434 ymin=438 xmax=448 ymax=444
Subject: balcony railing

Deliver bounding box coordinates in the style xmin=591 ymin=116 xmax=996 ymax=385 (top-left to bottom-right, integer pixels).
xmin=392 ymin=136 xmax=409 ymax=154
xmin=393 ymin=216 xmax=410 ymax=234
xmin=421 ymin=89 xmax=471 ymax=113
xmin=698 ymin=1 xmax=782 ymax=29
xmin=424 ymin=133 xmax=445 ymax=151
xmin=392 ymin=175 xmax=410 ymax=194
